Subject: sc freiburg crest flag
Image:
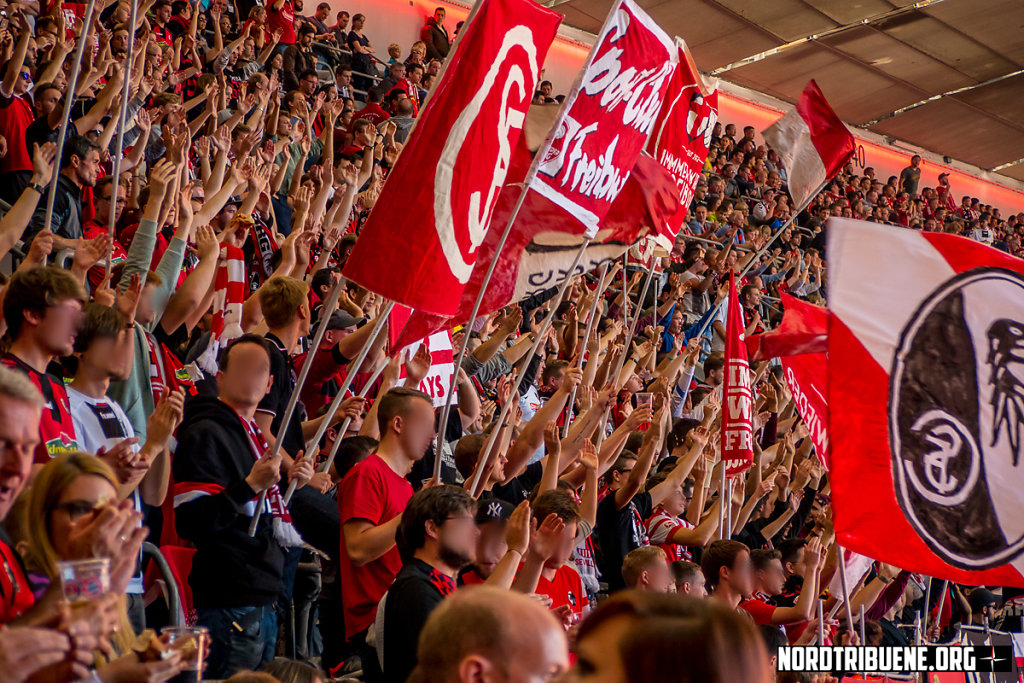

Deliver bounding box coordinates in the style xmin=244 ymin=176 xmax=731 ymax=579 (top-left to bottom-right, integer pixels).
xmin=828 ymin=217 xmax=1024 ymax=586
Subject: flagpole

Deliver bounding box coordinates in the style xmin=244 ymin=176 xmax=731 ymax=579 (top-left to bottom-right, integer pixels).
xmin=718 ymin=464 xmax=726 ymax=538
xmin=43 ymin=0 xmax=98 ymax=233
xmin=562 ymin=262 xmax=609 ymax=438
xmin=104 ymin=0 xmax=138 ymax=276
xmin=858 ymin=603 xmax=866 ymax=677
xmin=247 ymin=278 xmax=346 ymax=536
xmin=817 ymin=600 xmax=825 ymax=645
xmin=622 ymin=253 xmax=630 ymax=331
xmin=932 ymin=580 xmax=949 ymax=642
xmin=312 ymin=356 xmax=391 ymax=486
xmin=299 ymin=300 xmax=395 ymax=459
xmin=836 ymin=544 xmax=856 ymax=636
xmin=922 ymin=576 xmax=933 ymax=641
xmin=466 ymin=239 xmax=591 ymax=497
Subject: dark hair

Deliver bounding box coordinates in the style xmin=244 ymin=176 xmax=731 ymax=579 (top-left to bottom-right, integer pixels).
xmin=530 ymin=489 xmax=580 ymax=525
xmin=670 ymin=560 xmax=703 ymax=589
xmin=376 ymin=387 xmax=433 ymax=434
xmin=667 ymin=417 xmax=701 ymax=453
xmin=3 ymin=267 xmax=86 ymax=341
xmin=309 ymin=267 xmax=336 ymax=296
xmin=219 ymin=333 xmax=272 ymax=371
xmin=366 ymin=85 xmax=383 ymax=103
xmin=577 ymin=592 xmax=769 ymax=683
xmin=777 ymin=538 xmax=806 ymax=567
xmin=758 ymin=624 xmax=788 ymax=660
xmin=749 ymin=548 xmax=781 ymax=572
xmin=329 ymin=435 xmax=378 ymax=480
xmin=61 ymin=135 xmax=100 ymax=169
xmin=700 ymin=540 xmax=749 ymax=589
xmin=540 ymin=359 xmax=569 ymax=386
xmin=452 ymin=433 xmax=487 ymax=479
xmin=297 ymin=24 xmax=315 ymax=36
xmin=702 ymin=352 xmax=725 ymax=377
xmin=298 ymin=68 xmax=317 ymax=82
xmin=398 ymin=484 xmax=476 ymax=557
xmin=73 ymin=303 xmax=126 ymax=354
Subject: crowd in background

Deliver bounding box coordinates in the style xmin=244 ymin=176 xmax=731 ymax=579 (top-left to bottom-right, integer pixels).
xmin=0 ymin=0 xmax=1021 ymax=682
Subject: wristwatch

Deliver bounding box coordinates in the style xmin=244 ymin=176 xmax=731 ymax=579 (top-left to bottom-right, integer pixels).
xmin=28 ymin=182 xmax=46 ymax=194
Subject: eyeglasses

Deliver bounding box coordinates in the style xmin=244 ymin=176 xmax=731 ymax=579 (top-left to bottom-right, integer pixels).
xmin=19 ymin=72 xmax=30 ymax=81
xmin=52 ymin=499 xmax=104 ymax=521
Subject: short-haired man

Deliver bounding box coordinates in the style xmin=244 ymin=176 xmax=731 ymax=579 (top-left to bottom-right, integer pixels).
xmin=283 ymin=25 xmax=316 ymax=91
xmin=622 ymin=546 xmax=673 ymax=593
xmin=25 ymin=135 xmax=102 ymax=249
xmin=380 ymin=485 xmax=480 ymax=683
xmin=408 ymin=586 xmax=569 ymax=683
xmin=350 ymin=86 xmax=391 ymax=132
xmin=1 ymin=266 xmax=85 ymax=461
xmin=513 ymin=490 xmax=589 ymax=624
xmin=899 ymin=154 xmax=922 ymax=195
xmin=701 ymin=539 xmax=755 ymax=611
xmin=739 ymin=540 xmax=823 ymax=637
xmin=338 ymin=387 xmax=435 ymax=680
xmin=670 ymin=560 xmax=707 ymax=597
xmin=174 ymin=335 xmax=314 ymax=679
xmin=82 ymin=177 xmax=129 ymax=288
xmin=420 ymin=7 xmax=449 ymax=62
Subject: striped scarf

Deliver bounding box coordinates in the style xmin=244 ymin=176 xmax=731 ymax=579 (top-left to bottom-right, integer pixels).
xmin=196 ymin=244 xmax=247 ymax=375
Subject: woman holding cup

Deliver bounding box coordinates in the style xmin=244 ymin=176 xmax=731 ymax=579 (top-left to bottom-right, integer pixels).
xmin=19 ymin=453 xmax=191 ymax=682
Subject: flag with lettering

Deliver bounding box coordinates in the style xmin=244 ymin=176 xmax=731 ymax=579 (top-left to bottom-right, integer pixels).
xmin=341 ymin=0 xmax=562 ymax=315
xmin=530 ymin=0 xmax=677 ymax=236
xmin=390 ymin=306 xmax=457 ymax=408
xmin=641 ymin=40 xmax=718 ymax=246
xmin=721 ymin=271 xmax=754 ymax=475
xmin=828 ymin=217 xmax=1024 ymax=586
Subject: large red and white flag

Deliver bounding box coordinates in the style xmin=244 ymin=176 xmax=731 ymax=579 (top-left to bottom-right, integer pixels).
xmin=394 ymin=0 xmax=678 ymax=348
xmin=746 ymin=293 xmax=827 ymax=361
xmin=781 ymin=353 xmax=829 ymax=468
xmin=531 ymin=0 xmax=677 ymax=236
xmin=828 ymin=217 xmax=1024 ymax=586
xmin=341 ymin=0 xmax=562 ymax=316
xmin=641 ymin=41 xmax=718 ymax=247
xmin=762 ymin=80 xmax=855 ymax=211
xmin=721 ymin=271 xmax=754 ymax=476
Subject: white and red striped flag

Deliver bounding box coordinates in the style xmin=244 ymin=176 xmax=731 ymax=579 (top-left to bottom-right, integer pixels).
xmin=196 ymin=245 xmax=246 ymax=374
xmin=828 ymin=217 xmax=1024 ymax=586
xmin=390 ymin=305 xmax=456 ymax=408
xmin=721 ymin=271 xmax=754 ymax=476
xmin=762 ymin=80 xmax=855 ymax=211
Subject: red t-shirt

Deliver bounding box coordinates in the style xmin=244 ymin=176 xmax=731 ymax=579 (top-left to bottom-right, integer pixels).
xmin=532 ymin=563 xmax=589 ymax=623
xmin=0 ymin=354 xmax=79 ymax=462
xmin=739 ymin=592 xmax=778 ymax=626
xmin=0 ymin=93 xmax=35 ymax=174
xmin=151 ymin=22 xmax=174 ymax=46
xmin=267 ymin=0 xmax=296 ymax=45
xmin=83 ymin=220 xmax=128 ymax=289
xmin=349 ymin=104 xmax=390 ymax=133
xmin=337 ymin=453 xmax=413 ymax=640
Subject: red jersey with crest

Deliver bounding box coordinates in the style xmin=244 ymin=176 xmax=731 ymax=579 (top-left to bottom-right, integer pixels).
xmin=0 ymin=354 xmax=79 ymax=462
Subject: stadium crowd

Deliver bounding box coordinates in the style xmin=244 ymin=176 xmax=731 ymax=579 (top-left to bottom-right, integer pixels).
xmin=0 ymin=0 xmax=1021 ymax=681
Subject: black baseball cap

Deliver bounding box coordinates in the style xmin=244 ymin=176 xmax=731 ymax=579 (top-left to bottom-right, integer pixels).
xmin=475 ymin=497 xmax=514 ymax=525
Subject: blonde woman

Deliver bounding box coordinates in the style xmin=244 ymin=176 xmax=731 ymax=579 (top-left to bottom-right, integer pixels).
xmin=22 ymin=453 xmax=187 ymax=683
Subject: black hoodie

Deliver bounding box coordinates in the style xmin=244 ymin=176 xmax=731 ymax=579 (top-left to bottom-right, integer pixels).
xmin=172 ymin=395 xmax=285 ymax=608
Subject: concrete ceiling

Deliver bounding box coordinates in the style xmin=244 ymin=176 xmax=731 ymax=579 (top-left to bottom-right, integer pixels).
xmin=549 ymin=0 xmax=1024 ymax=183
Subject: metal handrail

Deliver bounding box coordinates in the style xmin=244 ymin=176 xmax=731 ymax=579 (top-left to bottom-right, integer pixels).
xmin=142 ymin=542 xmax=183 ymax=628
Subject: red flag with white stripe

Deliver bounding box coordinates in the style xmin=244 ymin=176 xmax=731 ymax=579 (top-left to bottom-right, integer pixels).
xmin=341 ymin=0 xmax=562 ymax=316
xmin=762 ymin=80 xmax=855 ymax=211
xmin=828 ymin=217 xmax=1024 ymax=586
xmin=746 ymin=293 xmax=827 ymax=361
xmin=721 ymin=271 xmax=754 ymax=475
xmin=390 ymin=305 xmax=456 ymax=408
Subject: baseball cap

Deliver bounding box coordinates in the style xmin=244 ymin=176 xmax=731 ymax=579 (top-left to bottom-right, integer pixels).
xmin=969 ymin=588 xmax=999 ymax=613
xmin=225 ymin=195 xmax=243 ymax=207
xmin=475 ymin=497 xmax=514 ymax=525
xmin=327 ymin=310 xmax=364 ymax=330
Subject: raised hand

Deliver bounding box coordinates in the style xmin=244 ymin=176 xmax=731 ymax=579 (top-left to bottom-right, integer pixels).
xmin=527 ymin=512 xmax=565 ymax=561
xmin=404 ymin=343 xmax=432 ymax=386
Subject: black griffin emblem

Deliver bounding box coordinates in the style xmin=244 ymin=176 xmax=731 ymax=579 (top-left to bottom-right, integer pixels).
xmin=988 ymin=319 xmax=1024 ymax=467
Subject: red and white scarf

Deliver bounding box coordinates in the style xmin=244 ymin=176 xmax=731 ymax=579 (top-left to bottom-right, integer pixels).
xmin=197 ymin=244 xmax=247 ymax=375
xmin=240 ymin=416 xmax=304 ymax=548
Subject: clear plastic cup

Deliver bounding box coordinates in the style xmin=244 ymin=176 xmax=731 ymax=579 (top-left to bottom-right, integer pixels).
xmin=56 ymin=558 xmax=109 ymax=604
xmin=160 ymin=626 xmax=209 ymax=683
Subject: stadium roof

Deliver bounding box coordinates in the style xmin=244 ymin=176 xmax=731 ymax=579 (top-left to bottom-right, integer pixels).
xmin=546 ymin=0 xmax=1024 ymax=184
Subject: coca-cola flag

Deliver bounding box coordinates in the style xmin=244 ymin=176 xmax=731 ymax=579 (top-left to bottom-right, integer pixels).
xmin=642 ymin=40 xmax=718 ymax=246
xmin=532 ymin=0 xmax=676 ymax=235
xmin=342 ymin=0 xmax=561 ymax=316
xmin=828 ymin=217 xmax=1024 ymax=586
xmin=721 ymin=271 xmax=754 ymax=476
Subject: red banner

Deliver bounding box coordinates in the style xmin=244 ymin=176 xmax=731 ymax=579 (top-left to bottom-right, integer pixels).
xmin=531 ymin=0 xmax=676 ymax=236
xmin=643 ymin=42 xmax=718 ymax=246
xmin=781 ymin=352 xmax=829 ymax=469
xmin=721 ymin=272 xmax=754 ymax=476
xmin=342 ymin=0 xmax=562 ymax=316
xmin=745 ymin=293 xmax=827 ymax=361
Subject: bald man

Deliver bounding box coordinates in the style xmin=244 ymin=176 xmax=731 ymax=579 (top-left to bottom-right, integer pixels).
xmin=408 ymin=586 xmax=569 ymax=683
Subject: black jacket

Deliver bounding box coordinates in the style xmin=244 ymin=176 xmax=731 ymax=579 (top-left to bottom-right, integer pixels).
xmin=420 ymin=18 xmax=450 ymax=61
xmin=173 ymin=395 xmax=285 ymax=608
xmin=382 ymin=558 xmax=456 ymax=683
